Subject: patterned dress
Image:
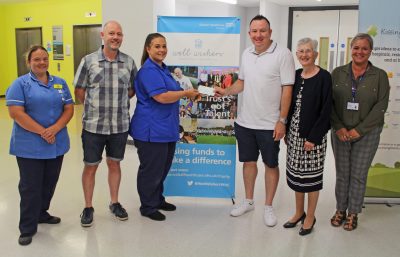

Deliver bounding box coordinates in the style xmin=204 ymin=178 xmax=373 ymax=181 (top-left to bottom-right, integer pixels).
xmin=286 ymin=82 xmax=327 ymax=192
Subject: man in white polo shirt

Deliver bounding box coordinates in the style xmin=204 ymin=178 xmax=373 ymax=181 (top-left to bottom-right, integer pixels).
xmin=215 ymin=15 xmax=295 ymax=227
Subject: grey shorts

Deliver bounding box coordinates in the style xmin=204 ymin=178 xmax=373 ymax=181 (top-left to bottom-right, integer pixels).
xmin=81 ymin=130 xmax=128 ymax=165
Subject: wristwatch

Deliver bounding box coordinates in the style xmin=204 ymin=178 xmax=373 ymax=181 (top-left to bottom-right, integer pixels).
xmin=278 ymin=117 xmax=287 ymax=125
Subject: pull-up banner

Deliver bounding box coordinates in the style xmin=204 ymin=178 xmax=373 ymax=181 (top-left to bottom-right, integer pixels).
xmin=158 ymin=16 xmax=240 ymax=198
xmin=359 ymin=0 xmax=400 ymax=198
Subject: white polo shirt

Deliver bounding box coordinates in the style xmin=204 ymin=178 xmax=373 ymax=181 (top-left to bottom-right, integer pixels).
xmin=236 ymin=42 xmax=295 ymax=130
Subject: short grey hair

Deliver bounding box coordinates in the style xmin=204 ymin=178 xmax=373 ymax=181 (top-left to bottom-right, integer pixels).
xmin=350 ymin=33 xmax=373 ymax=49
xmin=297 ymin=37 xmax=318 ymax=53
xmin=103 ymin=20 xmax=122 ymax=31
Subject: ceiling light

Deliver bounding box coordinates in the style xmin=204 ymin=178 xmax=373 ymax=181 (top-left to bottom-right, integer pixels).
xmin=216 ymin=0 xmax=238 ymax=5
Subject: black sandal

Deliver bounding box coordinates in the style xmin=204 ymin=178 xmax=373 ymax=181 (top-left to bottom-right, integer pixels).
xmin=343 ymin=213 xmax=358 ymax=231
xmin=330 ymin=210 xmax=346 ymax=227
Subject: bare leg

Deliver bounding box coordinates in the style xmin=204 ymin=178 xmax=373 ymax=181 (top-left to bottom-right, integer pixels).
xmin=264 ymin=165 xmax=279 ymax=205
xmin=82 ymin=165 xmax=98 ymax=207
xmin=304 ymin=191 xmax=319 ymax=229
xmin=288 ymin=192 xmax=305 ymax=222
xmin=243 ymin=162 xmax=258 ymax=200
xmin=107 ymin=159 xmax=121 ymax=204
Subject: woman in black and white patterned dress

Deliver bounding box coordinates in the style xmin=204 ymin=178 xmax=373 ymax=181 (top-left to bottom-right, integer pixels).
xmin=283 ymin=38 xmax=332 ymax=236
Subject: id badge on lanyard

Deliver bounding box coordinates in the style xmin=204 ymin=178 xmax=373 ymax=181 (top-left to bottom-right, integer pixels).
xmin=347 ymin=102 xmax=359 ymax=111
xmin=347 ymin=66 xmax=367 ymax=111
xmin=347 ymin=80 xmax=359 ymax=111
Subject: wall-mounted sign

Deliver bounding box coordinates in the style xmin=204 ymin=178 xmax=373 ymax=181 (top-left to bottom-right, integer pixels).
xmin=52 ymin=26 xmax=64 ymax=60
xmin=46 ymin=42 xmax=51 ymax=52
xmin=85 ymin=12 xmax=96 ymax=18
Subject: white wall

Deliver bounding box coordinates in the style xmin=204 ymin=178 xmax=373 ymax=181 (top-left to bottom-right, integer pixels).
xmin=245 ymin=7 xmax=260 ymax=48
xmin=102 ymin=0 xmax=153 ymax=66
xmin=153 ymin=0 xmax=175 ymax=31
xmin=259 ymin=0 xmax=289 ymax=46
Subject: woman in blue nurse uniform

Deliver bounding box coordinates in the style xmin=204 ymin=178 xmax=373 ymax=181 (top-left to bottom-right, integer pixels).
xmin=129 ymin=33 xmax=198 ymax=221
xmin=6 ymin=45 xmax=74 ymax=245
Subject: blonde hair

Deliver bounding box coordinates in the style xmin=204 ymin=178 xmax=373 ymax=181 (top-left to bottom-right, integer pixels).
xmin=350 ymin=33 xmax=373 ymax=49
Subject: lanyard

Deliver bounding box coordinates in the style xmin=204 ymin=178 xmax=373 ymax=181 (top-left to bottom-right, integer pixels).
xmin=349 ymin=64 xmax=369 ymax=102
xmin=350 ymin=78 xmax=359 ymax=102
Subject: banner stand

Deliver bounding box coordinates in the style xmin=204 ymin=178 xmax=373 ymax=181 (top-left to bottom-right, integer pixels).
xmin=159 ymin=16 xmax=241 ymax=199
xmin=364 ymin=198 xmax=400 ymax=205
xmin=360 ymin=0 xmax=400 ymax=201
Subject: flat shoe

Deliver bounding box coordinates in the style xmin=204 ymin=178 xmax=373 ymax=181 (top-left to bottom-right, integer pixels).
xmin=158 ymin=202 xmax=176 ymax=211
xmin=39 ymin=216 xmax=61 ymax=224
xmin=143 ymin=211 xmax=166 ymax=221
xmin=18 ymin=233 xmax=34 ymax=246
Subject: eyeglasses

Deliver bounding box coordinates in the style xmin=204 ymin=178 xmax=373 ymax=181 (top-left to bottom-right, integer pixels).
xmin=296 ymin=49 xmax=313 ymax=55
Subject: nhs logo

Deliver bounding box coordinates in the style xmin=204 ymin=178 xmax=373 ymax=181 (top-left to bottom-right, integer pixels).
xmin=195 ymin=39 xmax=202 ymax=49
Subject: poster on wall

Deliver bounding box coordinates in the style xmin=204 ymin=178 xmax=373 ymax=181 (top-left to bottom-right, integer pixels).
xmin=52 ymin=26 xmax=64 ymax=60
xmin=158 ymin=16 xmax=240 ymax=198
xmin=359 ymin=0 xmax=400 ymax=198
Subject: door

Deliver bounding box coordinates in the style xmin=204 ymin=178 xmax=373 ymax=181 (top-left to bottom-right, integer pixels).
xmin=319 ymin=37 xmax=329 ymax=69
xmin=15 ymin=28 xmax=42 ymax=76
xmin=290 ymin=8 xmax=358 ymax=72
xmin=338 ymin=10 xmax=359 ymax=67
xmin=73 ymin=25 xmax=102 ymax=74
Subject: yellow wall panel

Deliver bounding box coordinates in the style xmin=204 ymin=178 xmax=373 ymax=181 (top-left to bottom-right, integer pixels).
xmin=0 ymin=5 xmax=6 ymax=94
xmin=0 ymin=0 xmax=102 ymax=97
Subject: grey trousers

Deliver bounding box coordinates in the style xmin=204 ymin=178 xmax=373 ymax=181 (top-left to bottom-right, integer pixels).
xmin=331 ymin=126 xmax=382 ymax=213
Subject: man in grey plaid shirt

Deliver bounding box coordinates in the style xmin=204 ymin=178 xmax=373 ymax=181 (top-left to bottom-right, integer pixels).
xmin=73 ymin=20 xmax=137 ymax=227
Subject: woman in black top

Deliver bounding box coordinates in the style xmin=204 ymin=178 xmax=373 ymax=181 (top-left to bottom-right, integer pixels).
xmin=283 ymin=38 xmax=332 ymax=236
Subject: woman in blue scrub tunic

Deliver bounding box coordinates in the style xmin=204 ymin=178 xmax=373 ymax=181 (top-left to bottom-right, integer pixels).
xmin=129 ymin=33 xmax=198 ymax=221
xmin=6 ymin=45 xmax=74 ymax=245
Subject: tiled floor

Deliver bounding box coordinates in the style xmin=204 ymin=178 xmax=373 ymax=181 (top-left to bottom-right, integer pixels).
xmin=0 ymin=99 xmax=399 ymax=257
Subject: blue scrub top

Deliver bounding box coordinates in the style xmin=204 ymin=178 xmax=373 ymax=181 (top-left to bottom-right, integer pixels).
xmin=129 ymin=58 xmax=182 ymax=142
xmin=6 ymin=72 xmax=73 ymax=159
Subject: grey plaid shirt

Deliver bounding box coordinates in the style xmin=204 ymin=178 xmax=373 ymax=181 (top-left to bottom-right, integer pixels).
xmin=73 ymin=48 xmax=137 ymax=135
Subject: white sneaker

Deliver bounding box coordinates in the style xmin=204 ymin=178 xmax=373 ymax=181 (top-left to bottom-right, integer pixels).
xmin=264 ymin=206 xmax=277 ymax=227
xmin=230 ymin=199 xmax=255 ymax=217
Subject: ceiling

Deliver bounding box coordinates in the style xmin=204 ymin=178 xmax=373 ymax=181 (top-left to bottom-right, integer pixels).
xmin=0 ymin=0 xmax=41 ymax=3
xmin=0 ymin=0 xmax=359 ymax=6
xmin=251 ymin=0 xmax=358 ymax=7
xmin=180 ymin=0 xmax=359 ymax=7
xmin=0 ymin=0 xmax=49 ymax=3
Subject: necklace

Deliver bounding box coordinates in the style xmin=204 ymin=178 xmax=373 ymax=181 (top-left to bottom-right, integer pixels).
xmin=301 ymin=66 xmax=317 ymax=77
xmin=301 ymin=66 xmax=319 ymax=84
